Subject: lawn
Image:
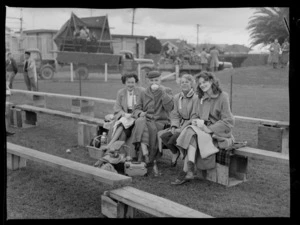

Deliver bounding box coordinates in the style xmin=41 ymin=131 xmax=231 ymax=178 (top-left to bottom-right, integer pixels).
xmin=6 ymin=65 xmax=290 ymax=218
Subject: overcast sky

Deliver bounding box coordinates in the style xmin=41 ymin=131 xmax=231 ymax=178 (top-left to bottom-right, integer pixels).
xmin=6 ymin=7 xmax=258 ymax=48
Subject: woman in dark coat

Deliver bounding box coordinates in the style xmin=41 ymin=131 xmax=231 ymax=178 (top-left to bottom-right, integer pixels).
xmin=172 ymin=71 xmax=235 ymax=185
xmin=160 ymin=74 xmax=197 ymax=167
xmin=131 ymin=71 xmax=174 ymax=176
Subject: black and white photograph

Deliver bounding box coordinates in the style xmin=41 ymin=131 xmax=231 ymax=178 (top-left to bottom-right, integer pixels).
xmin=5 ymin=6 xmax=293 ymax=219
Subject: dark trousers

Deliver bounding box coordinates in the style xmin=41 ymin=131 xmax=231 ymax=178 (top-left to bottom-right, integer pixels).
xmin=160 ymin=131 xmax=181 ymax=154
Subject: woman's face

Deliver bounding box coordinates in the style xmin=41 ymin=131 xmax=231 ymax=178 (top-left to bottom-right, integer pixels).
xmin=125 ymin=77 xmax=136 ymax=91
xmin=180 ymin=77 xmax=192 ymax=92
xmin=198 ymin=77 xmax=212 ymax=93
xmin=275 ymin=39 xmax=278 ymax=43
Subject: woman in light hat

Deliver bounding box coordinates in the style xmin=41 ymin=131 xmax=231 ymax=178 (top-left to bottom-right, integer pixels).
xmin=172 ymin=71 xmax=235 ymax=185
xmin=160 ymin=74 xmax=197 ymax=167
xmin=131 ymin=70 xmax=174 ymax=176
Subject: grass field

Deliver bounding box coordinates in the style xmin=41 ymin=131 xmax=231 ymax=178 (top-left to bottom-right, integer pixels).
xmin=6 ymin=65 xmax=290 ymax=218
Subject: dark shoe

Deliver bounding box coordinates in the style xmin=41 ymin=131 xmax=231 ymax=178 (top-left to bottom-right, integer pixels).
xmin=171 ymin=152 xmax=180 ymax=167
xmin=171 ymin=171 xmax=189 ymax=185
xmin=6 ymin=131 xmax=15 ymax=136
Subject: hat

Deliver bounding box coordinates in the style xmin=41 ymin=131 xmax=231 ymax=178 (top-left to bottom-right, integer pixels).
xmin=25 ymin=51 xmax=31 ymax=55
xmin=147 ymin=71 xmax=161 ymax=79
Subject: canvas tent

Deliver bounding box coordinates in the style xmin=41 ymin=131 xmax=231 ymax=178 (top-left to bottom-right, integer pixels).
xmin=53 ymin=12 xmax=113 ymax=53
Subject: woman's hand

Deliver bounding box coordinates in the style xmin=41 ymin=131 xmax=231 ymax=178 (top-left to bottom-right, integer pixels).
xmin=124 ymin=113 xmax=132 ymax=119
xmin=139 ymin=111 xmax=147 ymax=118
xmin=171 ymin=127 xmax=178 ymax=134
xmin=200 ymin=124 xmax=212 ymax=134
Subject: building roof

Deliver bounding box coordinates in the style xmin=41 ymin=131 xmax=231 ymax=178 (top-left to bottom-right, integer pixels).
xmin=111 ymin=34 xmax=149 ymax=39
xmin=80 ymin=16 xmax=107 ymax=28
xmin=23 ymin=29 xmax=59 ymax=34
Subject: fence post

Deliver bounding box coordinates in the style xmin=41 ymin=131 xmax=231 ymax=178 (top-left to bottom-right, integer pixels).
xmin=104 ymin=63 xmax=108 ymax=82
xmin=175 ymin=64 xmax=180 ymax=83
xmin=70 ymin=63 xmax=74 ymax=82
xmin=230 ymin=73 xmax=233 ymax=111
xmin=138 ymin=64 xmax=141 ymax=80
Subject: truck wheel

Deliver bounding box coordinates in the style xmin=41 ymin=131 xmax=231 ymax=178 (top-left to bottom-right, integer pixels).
xmin=75 ymin=66 xmax=89 ymax=80
xmin=40 ymin=66 xmax=55 ymax=80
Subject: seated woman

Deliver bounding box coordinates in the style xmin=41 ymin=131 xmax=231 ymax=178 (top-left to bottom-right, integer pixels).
xmin=172 ymin=71 xmax=235 ymax=185
xmin=160 ymin=74 xmax=197 ymax=167
xmin=130 ymin=71 xmax=174 ymax=176
xmin=102 ymin=72 xmax=144 ymax=157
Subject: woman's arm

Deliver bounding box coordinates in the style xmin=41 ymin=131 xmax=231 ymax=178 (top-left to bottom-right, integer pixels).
xmin=113 ymin=90 xmax=126 ymax=119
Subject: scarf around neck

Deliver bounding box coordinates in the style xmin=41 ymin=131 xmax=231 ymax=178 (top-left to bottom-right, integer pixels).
xmin=178 ymin=88 xmax=195 ymax=109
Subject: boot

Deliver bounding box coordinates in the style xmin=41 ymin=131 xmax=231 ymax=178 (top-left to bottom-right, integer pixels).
xmin=185 ymin=161 xmax=195 ymax=180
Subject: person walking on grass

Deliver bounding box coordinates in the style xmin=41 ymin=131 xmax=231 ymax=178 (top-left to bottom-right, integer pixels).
xmin=23 ymin=51 xmax=38 ymax=91
xmin=209 ymin=46 xmax=219 ymax=72
xmin=6 ymin=52 xmax=18 ymax=89
xmin=200 ymin=48 xmax=209 ymax=71
xmin=159 ymin=74 xmax=197 ymax=167
xmin=171 ymin=71 xmax=235 ymax=185
xmin=280 ymin=38 xmax=289 ymax=68
xmin=269 ymin=38 xmax=281 ymax=69
xmin=130 ymin=71 xmax=174 ymax=176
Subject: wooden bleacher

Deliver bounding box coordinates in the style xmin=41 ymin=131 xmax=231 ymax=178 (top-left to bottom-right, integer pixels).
xmin=7 ymin=142 xmax=132 ymax=186
xmin=101 ymin=186 xmax=213 ymax=218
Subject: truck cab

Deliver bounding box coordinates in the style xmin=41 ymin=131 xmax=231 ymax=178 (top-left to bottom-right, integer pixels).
xmin=119 ymin=50 xmax=154 ymax=74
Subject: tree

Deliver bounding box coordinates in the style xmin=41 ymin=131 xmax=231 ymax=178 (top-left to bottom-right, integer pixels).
xmin=145 ymin=36 xmax=162 ymax=54
xmin=247 ymin=7 xmax=289 ymax=47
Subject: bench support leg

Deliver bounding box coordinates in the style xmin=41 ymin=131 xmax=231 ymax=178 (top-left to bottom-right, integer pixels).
xmin=7 ymin=153 xmax=27 ymax=170
xmin=78 ymin=122 xmax=98 ymax=147
xmin=101 ymin=194 xmax=136 ymax=218
xmin=10 ymin=108 xmax=23 ymax=128
xmin=24 ymin=111 xmax=37 ymax=127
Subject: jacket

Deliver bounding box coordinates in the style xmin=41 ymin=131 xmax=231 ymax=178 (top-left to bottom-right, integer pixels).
xmin=209 ymin=49 xmax=219 ymax=67
xmin=24 ymin=58 xmax=37 ymax=81
xmin=191 ymin=91 xmax=234 ymax=138
xmin=113 ymin=86 xmax=145 ymax=119
xmin=170 ymin=89 xmax=197 ymax=131
xmin=133 ymin=85 xmax=174 ymax=123
xmin=200 ymin=51 xmax=208 ymax=64
xmin=6 ymin=58 xmax=18 ymax=74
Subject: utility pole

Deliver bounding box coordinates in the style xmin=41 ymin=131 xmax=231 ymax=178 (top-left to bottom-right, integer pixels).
xmin=196 ymin=24 xmax=200 ymax=50
xmin=131 ymin=8 xmax=136 ymax=36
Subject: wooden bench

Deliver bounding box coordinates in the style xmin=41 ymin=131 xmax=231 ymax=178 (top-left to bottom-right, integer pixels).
xmin=7 ymin=142 xmax=132 ymax=186
xmin=101 ymin=186 xmax=213 ymax=218
xmin=201 ymin=146 xmax=289 ymax=187
xmin=11 ymin=104 xmax=105 ymax=147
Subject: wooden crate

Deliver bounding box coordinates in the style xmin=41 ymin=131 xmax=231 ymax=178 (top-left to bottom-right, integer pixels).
xmin=258 ymin=123 xmax=289 ymax=154
xmin=205 ymin=154 xmax=248 ymax=187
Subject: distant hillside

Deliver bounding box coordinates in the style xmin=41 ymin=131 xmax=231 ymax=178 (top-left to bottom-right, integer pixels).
xmin=190 ymin=43 xmax=251 ymax=54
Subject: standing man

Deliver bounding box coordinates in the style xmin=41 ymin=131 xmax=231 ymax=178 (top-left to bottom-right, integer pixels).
xmin=23 ymin=51 xmax=38 ymax=91
xmin=209 ymin=46 xmax=219 ymax=72
xmin=200 ymin=48 xmax=209 ymax=71
xmin=269 ymin=38 xmax=281 ymax=69
xmin=6 ymin=52 xmax=18 ymax=89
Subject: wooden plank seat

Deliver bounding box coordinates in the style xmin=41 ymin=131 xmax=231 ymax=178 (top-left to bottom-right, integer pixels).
xmin=14 ymin=104 xmax=104 ymax=126
xmin=7 ymin=142 xmax=132 ymax=186
xmin=12 ymin=104 xmax=105 ymax=146
xmin=101 ymin=186 xmax=213 ymax=218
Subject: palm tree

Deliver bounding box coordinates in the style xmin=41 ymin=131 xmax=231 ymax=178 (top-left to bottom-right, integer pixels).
xmin=247 ymin=7 xmax=289 ymax=47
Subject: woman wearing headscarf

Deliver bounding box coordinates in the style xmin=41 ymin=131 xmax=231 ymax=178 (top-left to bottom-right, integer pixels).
xmin=160 ymin=74 xmax=197 ymax=167
xmin=131 ymin=70 xmax=174 ymax=176
xmin=280 ymin=38 xmax=289 ymax=68
xmin=171 ymin=71 xmax=235 ymax=185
